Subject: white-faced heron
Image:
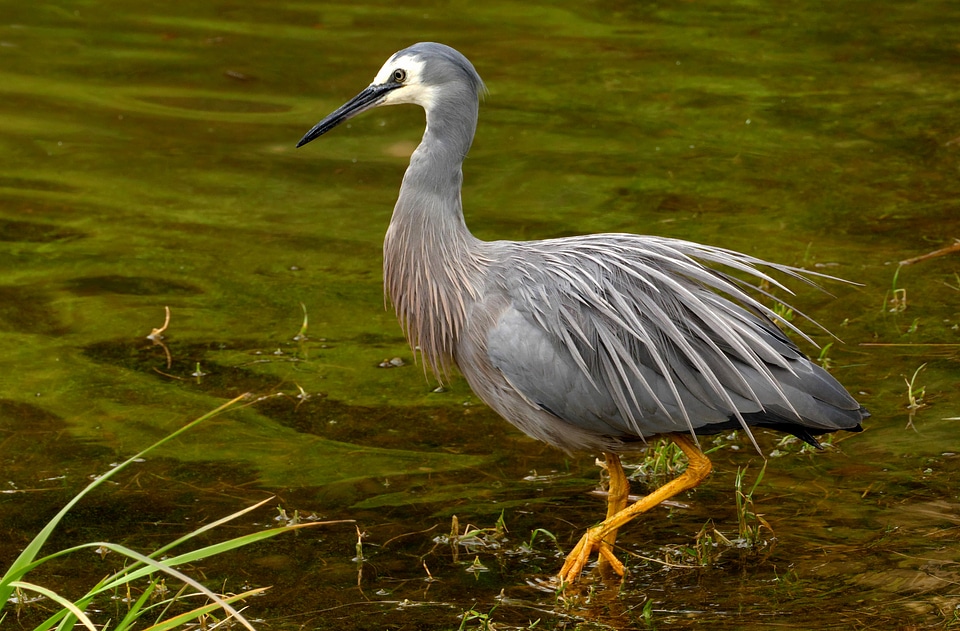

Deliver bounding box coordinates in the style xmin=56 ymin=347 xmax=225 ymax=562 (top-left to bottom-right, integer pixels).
xmin=296 ymin=42 xmax=868 ymax=585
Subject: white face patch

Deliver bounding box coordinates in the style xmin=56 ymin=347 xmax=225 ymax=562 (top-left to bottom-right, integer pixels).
xmin=370 ymin=54 xmax=436 ymax=110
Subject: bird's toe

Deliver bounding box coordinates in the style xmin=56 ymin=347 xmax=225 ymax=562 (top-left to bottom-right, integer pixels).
xmin=558 ymin=526 xmax=625 ymax=586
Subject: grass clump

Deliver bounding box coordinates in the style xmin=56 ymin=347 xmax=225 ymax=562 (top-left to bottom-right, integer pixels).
xmin=0 ymin=393 xmax=349 ymax=631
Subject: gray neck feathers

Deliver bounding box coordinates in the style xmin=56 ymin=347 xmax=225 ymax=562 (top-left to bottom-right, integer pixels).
xmin=383 ymin=88 xmax=484 ymax=380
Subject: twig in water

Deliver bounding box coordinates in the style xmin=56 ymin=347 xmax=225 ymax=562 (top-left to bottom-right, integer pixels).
xmin=147 ymin=306 xmax=173 ymax=368
xmin=899 ymin=239 xmax=960 ymax=266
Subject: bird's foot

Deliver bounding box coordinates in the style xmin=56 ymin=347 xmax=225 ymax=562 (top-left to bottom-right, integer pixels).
xmin=557 ymin=526 xmax=625 ymax=586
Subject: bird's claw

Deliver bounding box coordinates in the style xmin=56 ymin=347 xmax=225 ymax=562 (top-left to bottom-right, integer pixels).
xmin=557 ymin=526 xmax=625 ymax=586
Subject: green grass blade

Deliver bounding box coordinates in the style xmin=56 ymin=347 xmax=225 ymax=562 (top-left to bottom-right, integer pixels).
xmin=28 ymin=573 xmax=114 ymax=631
xmin=161 ymin=520 xmax=349 ymax=566
xmin=142 ymin=587 xmax=268 ymax=631
xmin=97 ymin=520 xmax=349 ymax=591
xmin=0 ymin=394 xmax=250 ymax=608
xmin=114 ymin=579 xmax=157 ymax=631
xmin=748 ymin=460 xmax=768 ymax=496
xmin=2 ymin=500 xmax=283 ymax=587
xmin=146 ymin=495 xmax=276 ymax=560
xmin=4 ymin=515 xmax=349 ymax=630
xmin=65 ymin=542 xmax=257 ymax=631
xmin=8 ymin=581 xmax=98 ymax=631
xmin=28 ymin=540 xmax=248 ymax=631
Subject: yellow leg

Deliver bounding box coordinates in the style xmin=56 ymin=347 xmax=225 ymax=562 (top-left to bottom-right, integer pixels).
xmin=597 ymin=452 xmax=629 ymax=577
xmin=558 ymin=434 xmax=713 ymax=586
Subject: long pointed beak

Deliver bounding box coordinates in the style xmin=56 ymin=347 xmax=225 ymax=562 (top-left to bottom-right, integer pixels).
xmin=296 ymin=82 xmax=402 ymax=148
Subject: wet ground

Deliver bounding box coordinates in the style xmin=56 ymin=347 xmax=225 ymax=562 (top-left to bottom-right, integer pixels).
xmin=1 ymin=1 xmax=958 ymax=629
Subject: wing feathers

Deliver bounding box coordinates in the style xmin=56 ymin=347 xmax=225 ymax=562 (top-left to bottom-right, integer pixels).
xmin=484 ymin=233 xmax=862 ymax=445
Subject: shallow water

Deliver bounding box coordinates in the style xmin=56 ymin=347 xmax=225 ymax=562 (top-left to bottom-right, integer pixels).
xmin=1 ymin=1 xmax=958 ymax=629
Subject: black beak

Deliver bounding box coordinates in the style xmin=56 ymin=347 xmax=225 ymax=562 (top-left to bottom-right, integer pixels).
xmin=297 ymin=82 xmax=403 ymax=148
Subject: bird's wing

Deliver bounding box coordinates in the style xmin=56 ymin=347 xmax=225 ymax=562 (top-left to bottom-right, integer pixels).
xmin=482 ymin=235 xmax=862 ymax=445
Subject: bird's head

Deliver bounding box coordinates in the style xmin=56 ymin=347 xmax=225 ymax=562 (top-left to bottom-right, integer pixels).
xmin=297 ymin=42 xmax=485 ymax=148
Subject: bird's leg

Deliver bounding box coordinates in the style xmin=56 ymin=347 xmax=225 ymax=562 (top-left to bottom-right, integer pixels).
xmin=597 ymin=452 xmax=629 ymax=577
xmin=558 ymin=434 xmax=713 ymax=586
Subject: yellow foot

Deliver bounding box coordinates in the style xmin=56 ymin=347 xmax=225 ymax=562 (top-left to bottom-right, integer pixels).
xmin=557 ymin=435 xmax=713 ymax=587
xmin=557 ymin=526 xmax=625 ymax=585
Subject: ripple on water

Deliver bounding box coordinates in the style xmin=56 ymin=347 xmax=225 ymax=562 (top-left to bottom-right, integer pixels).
xmin=0 ymin=218 xmax=84 ymax=243
xmin=135 ymin=95 xmax=292 ymax=115
xmin=64 ymin=275 xmax=204 ymax=297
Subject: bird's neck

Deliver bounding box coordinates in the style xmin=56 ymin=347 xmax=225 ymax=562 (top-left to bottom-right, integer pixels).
xmin=383 ymin=109 xmax=484 ymax=381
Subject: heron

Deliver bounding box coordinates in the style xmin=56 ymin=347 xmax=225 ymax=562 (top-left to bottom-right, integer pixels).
xmin=296 ymin=42 xmax=868 ymax=585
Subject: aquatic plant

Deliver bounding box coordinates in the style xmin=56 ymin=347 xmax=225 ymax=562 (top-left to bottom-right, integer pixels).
xmin=623 ymin=439 xmax=688 ymax=485
xmin=904 ymin=363 xmax=928 ymax=411
xmin=733 ymin=461 xmax=772 ymax=548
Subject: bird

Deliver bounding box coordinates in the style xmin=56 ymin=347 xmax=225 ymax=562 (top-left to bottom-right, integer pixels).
xmin=296 ymin=42 xmax=868 ymax=585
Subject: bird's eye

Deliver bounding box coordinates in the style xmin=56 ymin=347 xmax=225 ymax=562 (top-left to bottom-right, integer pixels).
xmin=392 ymin=69 xmax=407 ymax=83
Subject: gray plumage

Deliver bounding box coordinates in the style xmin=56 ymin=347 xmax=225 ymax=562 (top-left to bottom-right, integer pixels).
xmin=298 ymin=42 xmax=867 ymax=456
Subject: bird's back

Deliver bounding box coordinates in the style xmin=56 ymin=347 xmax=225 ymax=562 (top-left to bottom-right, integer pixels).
xmin=455 ymin=233 xmax=866 ymax=453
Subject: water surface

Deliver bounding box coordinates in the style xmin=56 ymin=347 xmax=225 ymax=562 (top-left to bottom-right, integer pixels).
xmin=1 ymin=1 xmax=958 ymax=629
